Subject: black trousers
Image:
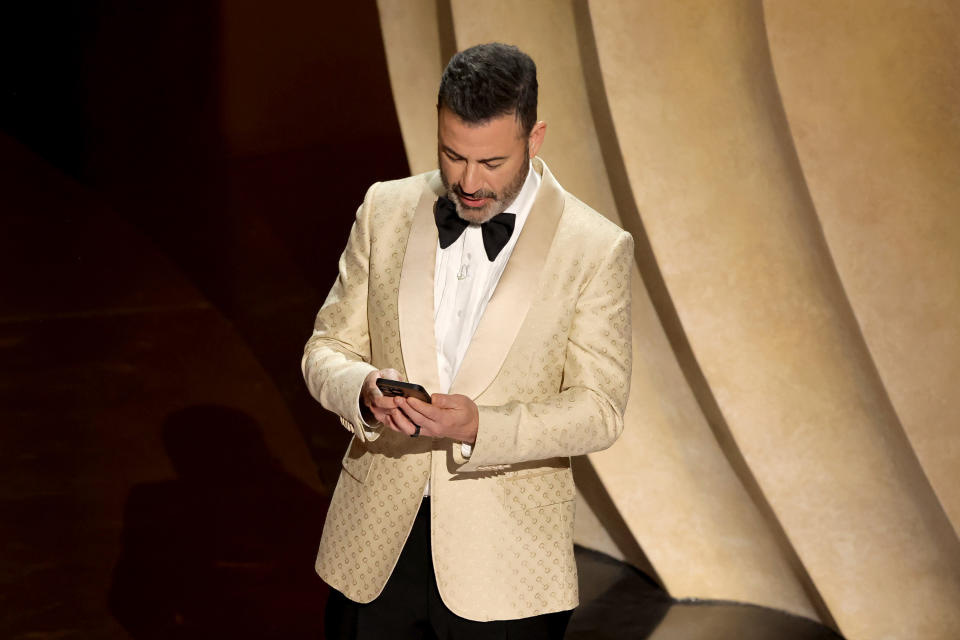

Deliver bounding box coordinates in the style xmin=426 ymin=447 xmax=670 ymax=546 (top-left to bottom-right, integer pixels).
xmin=324 ymin=497 xmax=573 ymax=640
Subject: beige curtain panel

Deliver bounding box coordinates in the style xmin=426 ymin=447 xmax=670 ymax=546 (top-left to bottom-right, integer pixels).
xmin=374 ymin=1 xmax=960 ymax=639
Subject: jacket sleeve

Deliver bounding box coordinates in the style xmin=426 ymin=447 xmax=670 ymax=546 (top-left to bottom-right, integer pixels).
xmin=301 ymin=182 xmax=382 ymax=442
xmin=453 ymin=229 xmax=633 ymax=470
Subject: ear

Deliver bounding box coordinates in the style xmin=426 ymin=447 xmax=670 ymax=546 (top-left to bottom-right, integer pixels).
xmin=527 ymin=121 xmax=547 ymax=157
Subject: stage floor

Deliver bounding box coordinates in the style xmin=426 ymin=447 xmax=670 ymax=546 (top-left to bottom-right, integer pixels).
xmin=571 ymin=547 xmax=842 ymax=639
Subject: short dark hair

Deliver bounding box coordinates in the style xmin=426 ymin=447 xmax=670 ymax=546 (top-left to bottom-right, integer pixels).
xmin=437 ymin=42 xmax=538 ymax=136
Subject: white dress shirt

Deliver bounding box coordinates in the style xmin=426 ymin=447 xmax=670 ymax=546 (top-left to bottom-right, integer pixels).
xmin=359 ymin=163 xmax=541 ymax=496
xmin=433 ymin=162 xmax=540 ymax=395
xmin=424 ymin=162 xmax=540 ymax=493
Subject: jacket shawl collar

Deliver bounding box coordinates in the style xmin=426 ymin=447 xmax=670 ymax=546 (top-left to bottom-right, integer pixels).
xmin=398 ymin=157 xmax=565 ymax=400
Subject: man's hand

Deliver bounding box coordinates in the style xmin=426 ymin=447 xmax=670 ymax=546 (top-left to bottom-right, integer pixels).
xmin=361 ymin=368 xmax=406 ymax=430
xmin=362 ymin=371 xmax=479 ymax=442
xmin=396 ymin=393 xmax=479 ymax=444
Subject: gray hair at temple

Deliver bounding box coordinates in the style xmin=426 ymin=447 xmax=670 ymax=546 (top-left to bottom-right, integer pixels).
xmin=437 ymin=42 xmax=538 ymax=137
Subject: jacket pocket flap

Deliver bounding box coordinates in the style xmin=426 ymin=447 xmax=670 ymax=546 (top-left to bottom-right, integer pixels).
xmin=503 ymin=468 xmax=575 ymax=512
xmin=341 ymin=436 xmax=374 ymax=483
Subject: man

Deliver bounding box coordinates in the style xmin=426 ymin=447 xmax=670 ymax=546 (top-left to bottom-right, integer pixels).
xmin=302 ymin=43 xmax=633 ymax=639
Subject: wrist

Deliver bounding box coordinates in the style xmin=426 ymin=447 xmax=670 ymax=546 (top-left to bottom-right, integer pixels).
xmin=359 ymin=399 xmax=375 ymax=424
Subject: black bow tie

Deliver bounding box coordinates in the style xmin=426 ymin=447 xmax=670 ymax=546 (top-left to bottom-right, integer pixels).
xmin=434 ymin=196 xmax=516 ymax=261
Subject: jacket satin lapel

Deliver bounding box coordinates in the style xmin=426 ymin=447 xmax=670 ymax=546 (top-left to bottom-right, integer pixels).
xmin=398 ymin=172 xmax=445 ymax=395
xmin=450 ymin=159 xmax=565 ymax=400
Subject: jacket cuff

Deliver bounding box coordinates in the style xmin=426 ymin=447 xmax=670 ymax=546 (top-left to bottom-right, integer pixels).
xmin=450 ymin=405 xmax=511 ymax=472
xmin=336 ymin=362 xmax=381 ymax=441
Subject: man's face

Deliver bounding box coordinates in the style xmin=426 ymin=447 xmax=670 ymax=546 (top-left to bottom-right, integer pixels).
xmin=437 ymin=107 xmax=545 ymax=224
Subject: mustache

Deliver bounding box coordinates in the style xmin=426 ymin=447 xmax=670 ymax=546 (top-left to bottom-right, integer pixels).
xmin=454 ymin=185 xmax=497 ymax=201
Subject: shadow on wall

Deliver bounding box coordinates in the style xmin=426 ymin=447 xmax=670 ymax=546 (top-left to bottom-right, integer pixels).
xmin=109 ymin=405 xmax=330 ymax=638
xmin=2 ymin=1 xmax=411 ymax=488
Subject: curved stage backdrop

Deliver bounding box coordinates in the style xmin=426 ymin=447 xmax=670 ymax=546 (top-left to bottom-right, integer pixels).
xmin=375 ymin=2 xmax=960 ymax=639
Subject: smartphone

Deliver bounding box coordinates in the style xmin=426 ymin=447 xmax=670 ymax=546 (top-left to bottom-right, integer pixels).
xmin=375 ymin=378 xmax=432 ymax=404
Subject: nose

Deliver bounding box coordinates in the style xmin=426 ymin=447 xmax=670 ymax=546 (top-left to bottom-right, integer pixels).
xmin=460 ymin=162 xmax=482 ymax=195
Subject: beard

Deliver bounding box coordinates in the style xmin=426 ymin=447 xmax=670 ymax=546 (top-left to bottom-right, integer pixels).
xmin=439 ymin=151 xmax=529 ymax=224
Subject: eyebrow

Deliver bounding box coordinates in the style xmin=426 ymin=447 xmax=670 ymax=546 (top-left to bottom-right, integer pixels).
xmin=441 ymin=145 xmax=509 ymax=164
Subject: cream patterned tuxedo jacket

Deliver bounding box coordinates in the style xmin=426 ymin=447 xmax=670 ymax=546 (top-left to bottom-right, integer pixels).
xmin=302 ymin=158 xmax=633 ymax=621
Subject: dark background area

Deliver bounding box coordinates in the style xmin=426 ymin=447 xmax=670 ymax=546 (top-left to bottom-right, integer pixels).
xmin=1 ymin=2 xmax=408 ymax=637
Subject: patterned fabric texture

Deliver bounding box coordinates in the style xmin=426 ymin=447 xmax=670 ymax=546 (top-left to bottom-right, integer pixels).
xmin=302 ymin=158 xmax=632 ymax=621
